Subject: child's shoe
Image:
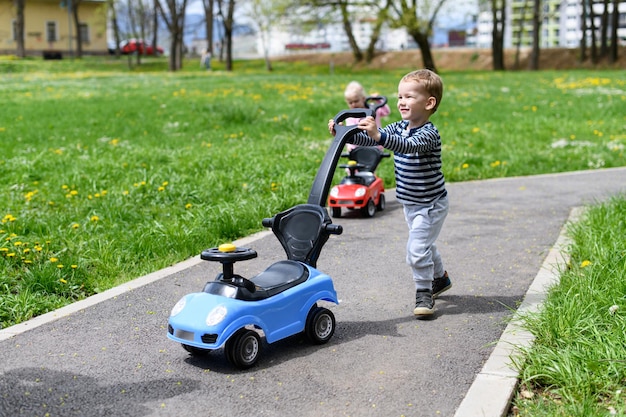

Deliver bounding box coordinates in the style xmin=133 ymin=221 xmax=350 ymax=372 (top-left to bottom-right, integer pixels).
xmin=432 ymin=271 xmax=451 ymax=299
xmin=414 ymin=289 xmax=434 ymax=316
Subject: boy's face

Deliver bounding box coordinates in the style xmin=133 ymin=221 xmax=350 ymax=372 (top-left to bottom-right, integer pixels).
xmin=345 ymin=94 xmax=365 ymax=109
xmin=397 ymin=80 xmax=436 ymax=125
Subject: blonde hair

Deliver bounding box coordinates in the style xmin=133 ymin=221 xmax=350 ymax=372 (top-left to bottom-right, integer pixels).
xmin=401 ymin=69 xmax=443 ymax=113
xmin=344 ymin=81 xmax=367 ymax=100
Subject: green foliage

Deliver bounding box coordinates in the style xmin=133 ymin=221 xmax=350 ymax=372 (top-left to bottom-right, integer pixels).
xmin=513 ymin=196 xmax=626 ymax=415
xmin=0 ymin=58 xmax=625 ymax=328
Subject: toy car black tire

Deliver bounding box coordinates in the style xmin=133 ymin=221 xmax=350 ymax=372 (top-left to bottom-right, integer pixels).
xmin=361 ymin=199 xmax=376 ymax=218
xmin=226 ymin=329 xmax=261 ymax=369
xmin=305 ymin=306 xmax=335 ymax=344
xmin=331 ymin=207 xmax=342 ymax=218
xmin=376 ymin=194 xmax=386 ymax=211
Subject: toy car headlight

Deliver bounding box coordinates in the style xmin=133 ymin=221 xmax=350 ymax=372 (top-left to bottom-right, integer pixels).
xmin=355 ymin=187 xmax=366 ymax=197
xmin=170 ymin=297 xmax=187 ymax=317
xmin=330 ymin=186 xmax=339 ymax=197
xmin=206 ymin=304 xmax=228 ymax=326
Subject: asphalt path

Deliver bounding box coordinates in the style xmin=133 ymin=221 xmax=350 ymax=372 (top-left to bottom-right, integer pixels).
xmin=1 ymin=167 xmax=625 ymax=417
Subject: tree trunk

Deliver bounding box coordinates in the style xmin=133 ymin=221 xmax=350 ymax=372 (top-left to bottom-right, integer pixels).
xmin=589 ymin=0 xmax=598 ymax=63
xmin=156 ymin=0 xmax=187 ymax=71
xmin=14 ymin=0 xmax=26 ymax=58
xmin=203 ymin=0 xmax=214 ymax=54
xmin=365 ymin=1 xmax=389 ymax=63
xmin=152 ymin=0 xmax=159 ymax=56
xmin=339 ymin=1 xmax=362 ymax=62
xmin=410 ymin=30 xmax=438 ymax=72
xmin=491 ymin=0 xmax=506 ymax=70
xmin=529 ymin=0 xmax=541 ymax=70
xmin=580 ymin=0 xmax=588 ymax=62
xmin=222 ymin=0 xmax=235 ymax=71
xmin=599 ymin=0 xmax=609 ymax=58
xmin=514 ymin=0 xmax=529 ymax=70
xmin=72 ymin=0 xmax=83 ymax=58
xmin=609 ymin=0 xmax=619 ymax=63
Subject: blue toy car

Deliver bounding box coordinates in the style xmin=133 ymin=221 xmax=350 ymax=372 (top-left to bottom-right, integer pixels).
xmin=167 ymin=107 xmax=374 ymax=369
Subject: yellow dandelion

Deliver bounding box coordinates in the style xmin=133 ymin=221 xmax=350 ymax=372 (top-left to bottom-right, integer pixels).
xmin=162 ymin=181 xmax=169 ymax=187
xmin=158 ymin=186 xmax=165 ymax=192
xmin=60 ymin=278 xmax=67 ymax=284
xmin=71 ymin=223 xmax=80 ymax=229
xmin=185 ymin=203 xmax=192 ymax=209
xmin=122 ymin=190 xmax=129 ymax=195
xmin=71 ymin=265 xmax=78 ymax=269
xmin=462 ymin=163 xmax=469 ymax=169
xmin=7 ymin=252 xmax=16 ymax=258
xmin=49 ymin=257 xmax=59 ymax=263
xmin=57 ymin=264 xmax=64 ymax=269
xmin=471 ymin=127 xmax=480 ymax=133
xmin=90 ymin=215 xmax=99 ymax=222
xmin=580 ymin=260 xmax=592 ymax=268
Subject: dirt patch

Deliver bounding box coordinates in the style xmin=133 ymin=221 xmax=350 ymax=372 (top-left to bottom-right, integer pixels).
xmin=276 ymin=47 xmax=626 ymax=71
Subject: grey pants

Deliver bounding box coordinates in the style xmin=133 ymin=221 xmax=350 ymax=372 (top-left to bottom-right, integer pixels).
xmin=403 ymin=195 xmax=449 ymax=290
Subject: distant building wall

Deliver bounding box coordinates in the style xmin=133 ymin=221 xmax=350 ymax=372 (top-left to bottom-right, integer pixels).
xmin=0 ymin=0 xmax=107 ymax=56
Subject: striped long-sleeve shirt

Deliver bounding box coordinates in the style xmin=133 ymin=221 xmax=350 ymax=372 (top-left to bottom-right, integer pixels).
xmin=349 ymin=120 xmax=447 ymax=205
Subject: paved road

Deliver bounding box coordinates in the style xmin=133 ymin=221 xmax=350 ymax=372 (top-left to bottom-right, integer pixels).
xmin=1 ymin=167 xmax=625 ymax=417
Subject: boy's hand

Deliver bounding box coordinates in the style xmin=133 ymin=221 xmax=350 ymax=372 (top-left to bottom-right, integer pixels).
xmin=358 ymin=116 xmax=381 ymax=142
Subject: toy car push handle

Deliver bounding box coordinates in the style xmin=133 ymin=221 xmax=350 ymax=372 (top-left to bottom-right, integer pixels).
xmin=307 ymin=108 xmax=375 ymax=207
xmin=365 ymin=95 xmax=388 ymax=113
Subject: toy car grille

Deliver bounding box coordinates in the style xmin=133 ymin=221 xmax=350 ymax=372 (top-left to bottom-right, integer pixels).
xmin=201 ymin=334 xmax=218 ymax=344
xmin=174 ymin=329 xmax=195 ymax=341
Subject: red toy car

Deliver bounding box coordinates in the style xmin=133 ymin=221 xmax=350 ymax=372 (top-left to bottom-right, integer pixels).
xmin=119 ymin=39 xmax=164 ymax=56
xmin=327 ymin=146 xmax=390 ymax=218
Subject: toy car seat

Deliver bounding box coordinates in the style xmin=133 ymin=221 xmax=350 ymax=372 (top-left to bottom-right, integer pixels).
xmin=261 ymin=203 xmax=342 ymax=269
xmin=349 ymin=147 xmax=385 ymax=173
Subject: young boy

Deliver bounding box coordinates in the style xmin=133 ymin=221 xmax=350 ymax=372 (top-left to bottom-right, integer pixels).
xmin=328 ymin=69 xmax=451 ymax=317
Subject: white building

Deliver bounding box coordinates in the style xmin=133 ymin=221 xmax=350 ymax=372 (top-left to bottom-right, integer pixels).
xmin=475 ymin=0 xmax=626 ymax=49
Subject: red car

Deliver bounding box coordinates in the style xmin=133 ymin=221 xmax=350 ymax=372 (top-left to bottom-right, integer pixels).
xmin=327 ymin=146 xmax=390 ymax=218
xmin=119 ymin=39 xmax=164 ymax=56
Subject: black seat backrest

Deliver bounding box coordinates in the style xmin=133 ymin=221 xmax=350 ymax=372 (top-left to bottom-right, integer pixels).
xmin=268 ymin=204 xmax=332 ymax=268
xmin=349 ymin=147 xmax=383 ymax=173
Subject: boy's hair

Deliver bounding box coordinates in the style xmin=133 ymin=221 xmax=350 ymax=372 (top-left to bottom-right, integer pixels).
xmin=344 ymin=81 xmax=367 ymax=99
xmin=401 ymin=69 xmax=443 ymax=113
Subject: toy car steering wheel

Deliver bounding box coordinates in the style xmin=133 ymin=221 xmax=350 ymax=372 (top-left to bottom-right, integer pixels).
xmin=201 ymin=244 xmax=258 ymax=292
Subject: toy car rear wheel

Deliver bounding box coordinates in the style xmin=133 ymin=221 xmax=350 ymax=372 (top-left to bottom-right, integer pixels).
xmin=182 ymin=344 xmax=211 ymax=356
xmin=376 ymin=193 xmax=386 ymax=211
xmin=361 ymin=199 xmax=376 ymax=218
xmin=331 ymin=207 xmax=342 ymax=218
xmin=225 ymin=329 xmax=261 ymax=369
xmin=305 ymin=306 xmax=335 ymax=344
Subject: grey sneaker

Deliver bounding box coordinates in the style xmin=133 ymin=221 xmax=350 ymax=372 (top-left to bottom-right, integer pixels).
xmin=414 ymin=289 xmax=434 ymax=316
xmin=432 ymin=271 xmax=451 ymax=299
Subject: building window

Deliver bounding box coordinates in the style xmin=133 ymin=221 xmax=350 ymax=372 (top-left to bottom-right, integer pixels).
xmin=79 ymin=23 xmax=90 ymax=43
xmin=46 ymin=21 xmax=57 ymax=42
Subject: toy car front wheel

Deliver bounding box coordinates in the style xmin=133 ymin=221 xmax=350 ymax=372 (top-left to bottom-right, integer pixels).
xmin=331 ymin=207 xmax=342 ymax=218
xmin=225 ymin=329 xmax=261 ymax=369
xmin=305 ymin=306 xmax=335 ymax=344
xmin=376 ymin=193 xmax=386 ymax=211
xmin=361 ymin=199 xmax=376 ymax=218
